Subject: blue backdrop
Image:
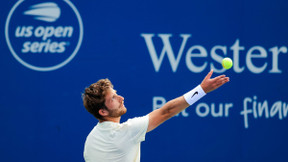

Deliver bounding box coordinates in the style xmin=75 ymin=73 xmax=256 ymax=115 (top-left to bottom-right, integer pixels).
xmin=1 ymin=0 xmax=288 ymax=161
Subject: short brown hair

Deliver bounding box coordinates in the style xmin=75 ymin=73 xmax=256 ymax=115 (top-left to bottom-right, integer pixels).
xmin=82 ymin=79 xmax=113 ymax=120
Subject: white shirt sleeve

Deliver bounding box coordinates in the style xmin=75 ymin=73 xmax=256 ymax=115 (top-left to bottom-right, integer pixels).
xmin=124 ymin=115 xmax=149 ymax=143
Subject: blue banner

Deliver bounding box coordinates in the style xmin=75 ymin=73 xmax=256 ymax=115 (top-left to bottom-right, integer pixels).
xmin=1 ymin=0 xmax=287 ymax=161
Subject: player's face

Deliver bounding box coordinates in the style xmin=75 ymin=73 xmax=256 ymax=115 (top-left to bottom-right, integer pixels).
xmin=104 ymin=87 xmax=127 ymax=117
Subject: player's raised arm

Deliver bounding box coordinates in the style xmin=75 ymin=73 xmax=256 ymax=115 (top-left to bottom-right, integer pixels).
xmin=147 ymin=69 xmax=229 ymax=132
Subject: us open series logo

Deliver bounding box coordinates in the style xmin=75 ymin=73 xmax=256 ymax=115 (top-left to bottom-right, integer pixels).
xmin=5 ymin=0 xmax=84 ymax=71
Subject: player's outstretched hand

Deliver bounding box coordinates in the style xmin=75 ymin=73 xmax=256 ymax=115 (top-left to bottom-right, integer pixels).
xmin=200 ymin=69 xmax=230 ymax=93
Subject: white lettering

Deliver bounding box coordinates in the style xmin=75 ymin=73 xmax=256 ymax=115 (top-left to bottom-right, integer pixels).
xmin=15 ymin=26 xmax=33 ymax=37
xmin=62 ymin=26 xmax=73 ymax=37
xmin=229 ymin=39 xmax=245 ymax=73
xmin=196 ymin=103 xmax=210 ymax=117
xmin=241 ymin=96 xmax=288 ymax=128
xmin=225 ymin=103 xmax=233 ymax=117
xmin=34 ymin=26 xmax=45 ymax=38
xmin=211 ymin=103 xmax=223 ymax=117
xmin=186 ymin=45 xmax=208 ymax=73
xmin=210 ymin=45 xmax=226 ymax=73
xmin=269 ymin=46 xmax=287 ymax=73
xmin=153 ymin=96 xmax=166 ymax=110
xmin=240 ymin=97 xmax=253 ymax=129
xmin=246 ymin=46 xmax=267 ymax=73
xmin=270 ymin=101 xmax=282 ymax=119
xmin=15 ymin=26 xmax=74 ymax=40
xmin=21 ymin=39 xmax=67 ymax=53
xmin=141 ymin=34 xmax=190 ymax=72
xmin=283 ymin=103 xmax=288 ymax=118
xmin=196 ymin=102 xmax=233 ymax=117
xmin=42 ymin=26 xmax=54 ymax=41
xmin=141 ymin=34 xmax=286 ymax=74
xmin=258 ymin=100 xmax=269 ymax=118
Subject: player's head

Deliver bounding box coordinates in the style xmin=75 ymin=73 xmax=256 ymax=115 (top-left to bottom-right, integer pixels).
xmin=82 ymin=78 xmax=112 ymax=120
xmin=82 ymin=78 xmax=126 ymax=121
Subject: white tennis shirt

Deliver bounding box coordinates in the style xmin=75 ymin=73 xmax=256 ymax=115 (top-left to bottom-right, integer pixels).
xmin=84 ymin=115 xmax=149 ymax=162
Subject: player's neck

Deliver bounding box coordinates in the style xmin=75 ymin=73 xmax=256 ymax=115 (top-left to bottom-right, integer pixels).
xmin=100 ymin=116 xmax=121 ymax=123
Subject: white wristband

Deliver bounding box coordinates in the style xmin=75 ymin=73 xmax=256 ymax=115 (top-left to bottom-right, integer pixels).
xmin=183 ymin=85 xmax=206 ymax=105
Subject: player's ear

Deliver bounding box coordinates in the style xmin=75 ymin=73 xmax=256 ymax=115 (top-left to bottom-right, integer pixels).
xmin=99 ymin=108 xmax=109 ymax=116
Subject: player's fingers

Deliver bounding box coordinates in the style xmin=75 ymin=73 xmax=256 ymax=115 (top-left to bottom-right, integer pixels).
xmin=219 ymin=76 xmax=229 ymax=82
xmin=216 ymin=77 xmax=229 ymax=86
xmin=213 ymin=75 xmax=226 ymax=81
xmin=204 ymin=69 xmax=213 ymax=81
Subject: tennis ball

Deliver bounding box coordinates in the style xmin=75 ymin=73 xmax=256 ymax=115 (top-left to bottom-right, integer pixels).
xmin=222 ymin=57 xmax=233 ymax=69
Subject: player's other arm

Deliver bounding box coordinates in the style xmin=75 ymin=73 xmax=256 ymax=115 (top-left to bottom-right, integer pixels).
xmin=147 ymin=70 xmax=229 ymax=132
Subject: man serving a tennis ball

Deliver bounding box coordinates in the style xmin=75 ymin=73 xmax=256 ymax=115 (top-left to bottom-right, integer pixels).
xmin=82 ymin=70 xmax=230 ymax=162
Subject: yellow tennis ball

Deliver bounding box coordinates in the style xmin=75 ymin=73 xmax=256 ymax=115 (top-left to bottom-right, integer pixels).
xmin=222 ymin=57 xmax=233 ymax=69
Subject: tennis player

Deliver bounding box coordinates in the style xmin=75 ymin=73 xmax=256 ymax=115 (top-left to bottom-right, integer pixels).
xmin=82 ymin=69 xmax=229 ymax=162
